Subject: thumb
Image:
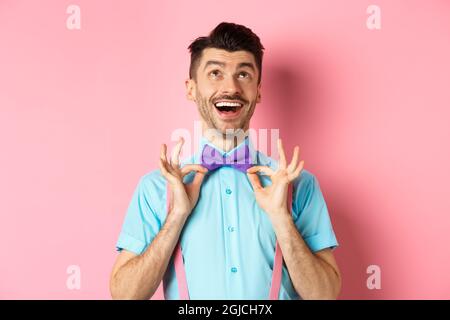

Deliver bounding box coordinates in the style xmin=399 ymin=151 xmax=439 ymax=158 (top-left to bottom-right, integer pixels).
xmin=188 ymin=171 xmax=207 ymax=196
xmin=247 ymin=173 xmax=262 ymax=191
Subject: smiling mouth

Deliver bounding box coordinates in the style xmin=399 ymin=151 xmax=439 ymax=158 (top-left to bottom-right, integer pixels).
xmin=214 ymin=101 xmax=244 ymax=113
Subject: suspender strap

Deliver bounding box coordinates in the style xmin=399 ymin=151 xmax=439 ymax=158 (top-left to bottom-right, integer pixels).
xmin=269 ymin=241 xmax=283 ymax=300
xmin=166 ymin=183 xmax=190 ymax=299
xmin=173 ymin=242 xmax=190 ymax=299
xmin=269 ymin=184 xmax=292 ymax=299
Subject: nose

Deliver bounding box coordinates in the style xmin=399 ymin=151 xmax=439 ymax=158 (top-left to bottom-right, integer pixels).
xmin=220 ymin=75 xmax=242 ymax=96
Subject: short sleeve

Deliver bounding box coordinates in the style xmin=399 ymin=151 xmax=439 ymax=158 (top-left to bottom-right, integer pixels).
xmin=115 ymin=172 xmax=165 ymax=255
xmin=292 ymin=171 xmax=339 ymax=253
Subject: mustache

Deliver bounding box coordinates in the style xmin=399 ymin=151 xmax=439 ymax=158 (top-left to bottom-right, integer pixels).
xmin=212 ymin=95 xmax=248 ymax=104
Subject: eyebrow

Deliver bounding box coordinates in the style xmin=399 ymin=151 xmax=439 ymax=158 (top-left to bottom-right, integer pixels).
xmin=203 ymin=60 xmax=256 ymax=72
xmin=237 ymin=62 xmax=256 ymax=71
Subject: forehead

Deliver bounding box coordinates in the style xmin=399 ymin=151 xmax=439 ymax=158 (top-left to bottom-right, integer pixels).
xmin=199 ymin=48 xmax=256 ymax=68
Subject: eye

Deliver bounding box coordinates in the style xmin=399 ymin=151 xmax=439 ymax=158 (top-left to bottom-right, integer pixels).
xmin=209 ymin=70 xmax=221 ymax=77
xmin=238 ymin=72 xmax=250 ymax=79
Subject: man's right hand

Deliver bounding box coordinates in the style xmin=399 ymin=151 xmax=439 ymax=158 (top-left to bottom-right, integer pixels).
xmin=159 ymin=137 xmax=208 ymax=218
xmin=111 ymin=137 xmax=206 ymax=299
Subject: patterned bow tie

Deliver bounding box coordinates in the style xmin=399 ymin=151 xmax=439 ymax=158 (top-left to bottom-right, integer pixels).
xmin=200 ymin=143 xmax=253 ymax=173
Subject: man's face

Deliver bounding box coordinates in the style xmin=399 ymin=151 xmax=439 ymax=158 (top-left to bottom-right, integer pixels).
xmin=186 ymin=48 xmax=261 ymax=134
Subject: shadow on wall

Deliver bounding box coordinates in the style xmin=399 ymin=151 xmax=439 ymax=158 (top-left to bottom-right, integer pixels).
xmin=262 ymin=48 xmax=380 ymax=299
xmin=327 ymin=194 xmax=385 ymax=299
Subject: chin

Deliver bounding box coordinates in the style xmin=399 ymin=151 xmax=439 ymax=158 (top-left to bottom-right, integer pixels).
xmin=218 ymin=125 xmax=247 ymax=137
xmin=214 ymin=119 xmax=239 ymax=130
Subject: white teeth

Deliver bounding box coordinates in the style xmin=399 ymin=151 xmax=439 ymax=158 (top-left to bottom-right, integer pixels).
xmin=215 ymin=101 xmax=243 ymax=107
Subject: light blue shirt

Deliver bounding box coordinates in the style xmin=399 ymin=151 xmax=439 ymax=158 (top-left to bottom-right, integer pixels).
xmin=115 ymin=136 xmax=338 ymax=299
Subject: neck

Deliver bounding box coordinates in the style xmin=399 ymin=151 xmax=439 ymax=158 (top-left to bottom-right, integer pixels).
xmin=202 ymin=122 xmax=249 ymax=153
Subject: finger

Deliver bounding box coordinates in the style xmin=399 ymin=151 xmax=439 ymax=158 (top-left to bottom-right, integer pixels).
xmin=181 ymin=164 xmax=208 ymax=177
xmin=247 ymin=165 xmax=274 ymax=176
xmin=288 ymin=160 xmax=305 ymax=181
xmin=191 ymin=170 xmax=207 ymax=188
xmin=277 ymin=138 xmax=287 ymax=169
xmin=247 ymin=173 xmax=263 ymax=190
xmin=287 ymin=146 xmax=300 ymax=172
xmin=159 ymin=157 xmax=174 ymax=182
xmin=160 ymin=143 xmax=176 ymax=175
xmin=186 ymin=171 xmax=207 ymax=200
xmin=171 ymin=137 xmax=184 ymax=167
xmin=160 ymin=144 xmax=168 ymax=162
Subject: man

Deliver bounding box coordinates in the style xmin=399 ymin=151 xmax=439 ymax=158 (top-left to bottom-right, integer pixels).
xmin=110 ymin=22 xmax=341 ymax=300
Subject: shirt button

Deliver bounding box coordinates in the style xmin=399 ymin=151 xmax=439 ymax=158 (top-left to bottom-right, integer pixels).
xmin=231 ymin=267 xmax=238 ymax=273
xmin=225 ymin=188 xmax=232 ymax=195
xmin=228 ymin=226 xmax=235 ymax=232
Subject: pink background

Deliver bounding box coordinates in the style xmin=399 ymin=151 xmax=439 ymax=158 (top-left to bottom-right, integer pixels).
xmin=1 ymin=0 xmax=450 ymax=299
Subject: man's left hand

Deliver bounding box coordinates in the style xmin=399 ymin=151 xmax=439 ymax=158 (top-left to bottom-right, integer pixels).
xmin=246 ymin=138 xmax=304 ymax=222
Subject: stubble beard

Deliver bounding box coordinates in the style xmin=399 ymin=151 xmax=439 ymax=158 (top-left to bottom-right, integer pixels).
xmin=196 ymin=93 xmax=257 ymax=140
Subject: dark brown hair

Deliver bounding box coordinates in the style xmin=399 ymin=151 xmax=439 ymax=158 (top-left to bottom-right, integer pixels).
xmin=188 ymin=22 xmax=265 ymax=83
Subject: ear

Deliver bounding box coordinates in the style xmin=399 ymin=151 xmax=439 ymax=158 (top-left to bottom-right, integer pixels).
xmin=256 ymin=82 xmax=262 ymax=103
xmin=185 ymin=78 xmax=197 ymax=102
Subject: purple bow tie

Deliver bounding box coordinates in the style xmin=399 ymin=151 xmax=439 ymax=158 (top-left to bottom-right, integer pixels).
xmin=200 ymin=143 xmax=253 ymax=173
